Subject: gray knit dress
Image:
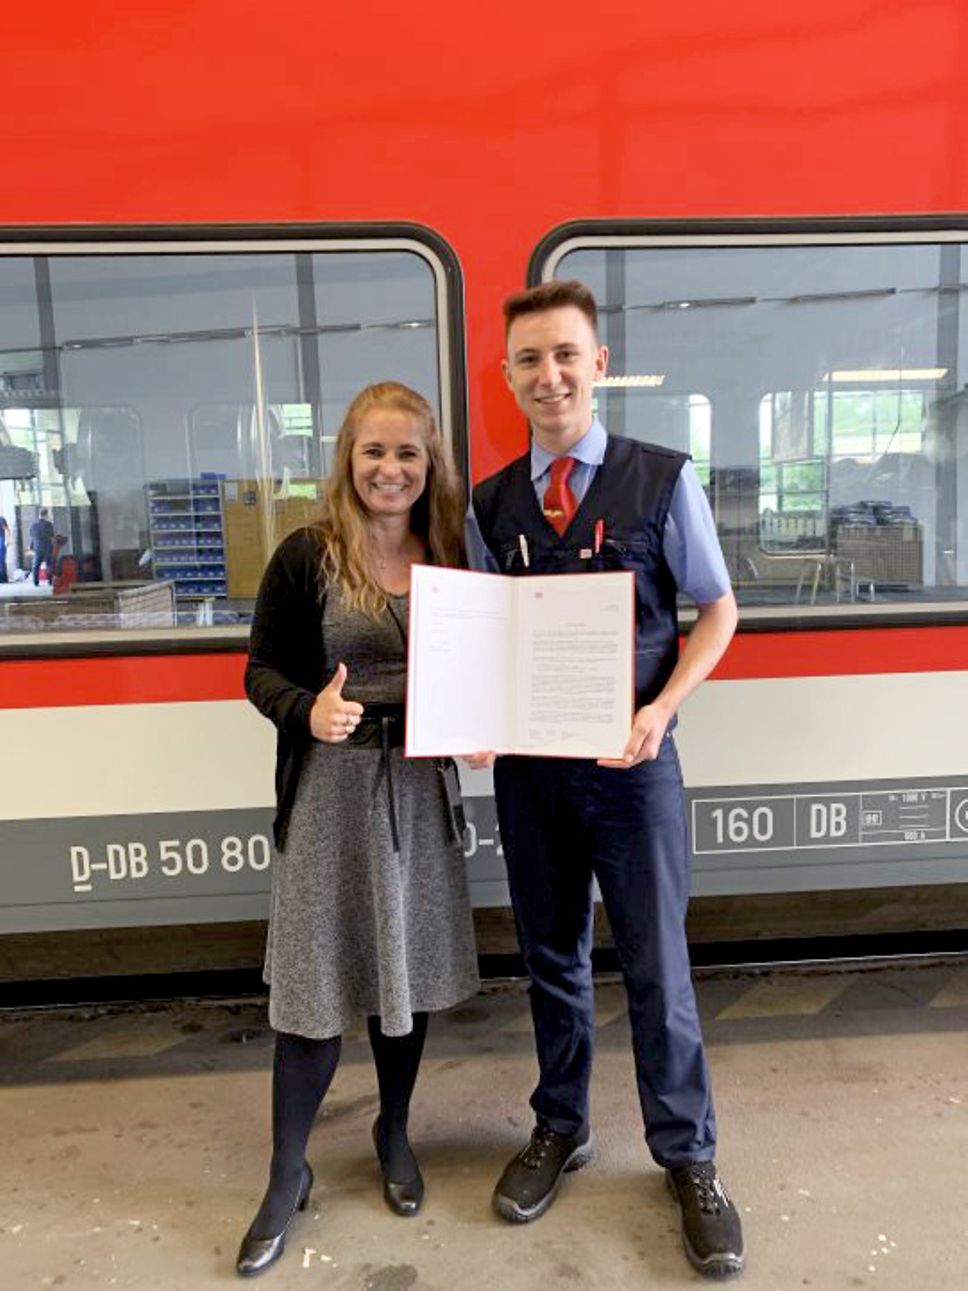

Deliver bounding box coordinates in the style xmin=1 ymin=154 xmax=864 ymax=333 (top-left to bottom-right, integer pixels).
xmin=264 ymin=585 xmax=480 ymax=1039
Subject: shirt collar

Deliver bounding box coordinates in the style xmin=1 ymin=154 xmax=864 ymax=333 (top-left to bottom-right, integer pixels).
xmin=530 ymin=416 xmax=607 ymax=482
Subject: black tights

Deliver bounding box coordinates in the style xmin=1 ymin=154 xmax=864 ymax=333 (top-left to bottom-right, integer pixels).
xmin=368 ymin=1012 xmax=428 ymax=1180
xmin=247 ymin=1014 xmax=428 ymax=1237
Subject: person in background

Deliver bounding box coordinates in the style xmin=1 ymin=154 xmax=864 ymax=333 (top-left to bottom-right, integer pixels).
xmin=29 ymin=508 xmax=54 ymax=586
xmin=466 ymin=281 xmax=744 ymax=1280
xmin=0 ymin=514 xmax=9 ymax=583
xmin=237 ymin=381 xmax=479 ymax=1278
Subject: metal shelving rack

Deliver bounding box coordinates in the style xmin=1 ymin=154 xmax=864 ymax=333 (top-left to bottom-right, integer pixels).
xmin=146 ymin=477 xmax=227 ymax=598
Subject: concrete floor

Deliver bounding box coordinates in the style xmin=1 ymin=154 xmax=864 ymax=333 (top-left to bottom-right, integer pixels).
xmin=0 ymin=581 xmax=49 ymax=597
xmin=2 ymin=963 xmax=967 ymax=1290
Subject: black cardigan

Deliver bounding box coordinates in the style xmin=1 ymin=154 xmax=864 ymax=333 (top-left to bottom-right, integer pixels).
xmin=244 ymin=527 xmax=327 ymax=850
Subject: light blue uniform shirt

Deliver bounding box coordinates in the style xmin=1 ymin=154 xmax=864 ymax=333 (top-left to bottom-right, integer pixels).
xmin=466 ymin=417 xmax=731 ymax=604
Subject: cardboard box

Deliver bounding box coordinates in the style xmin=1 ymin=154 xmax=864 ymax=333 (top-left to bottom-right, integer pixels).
xmin=834 ymin=523 xmax=923 ymax=588
xmin=222 ymin=479 xmax=324 ymax=598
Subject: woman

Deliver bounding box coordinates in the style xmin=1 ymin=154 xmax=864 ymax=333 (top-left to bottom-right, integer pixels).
xmin=237 ymin=382 xmax=479 ymax=1277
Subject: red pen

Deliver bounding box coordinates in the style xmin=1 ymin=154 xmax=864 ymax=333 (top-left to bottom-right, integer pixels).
xmin=593 ymin=519 xmax=604 ymax=555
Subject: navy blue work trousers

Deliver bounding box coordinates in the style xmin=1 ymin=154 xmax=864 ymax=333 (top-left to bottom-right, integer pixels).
xmin=494 ymin=735 xmax=716 ymax=1168
xmin=32 ymin=548 xmax=52 ymax=586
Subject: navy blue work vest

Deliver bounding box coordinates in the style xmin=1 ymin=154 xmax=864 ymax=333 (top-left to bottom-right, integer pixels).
xmin=472 ymin=435 xmax=687 ymax=708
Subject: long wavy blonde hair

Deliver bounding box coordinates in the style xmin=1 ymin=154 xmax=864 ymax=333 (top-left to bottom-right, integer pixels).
xmin=314 ymin=382 xmax=465 ymax=616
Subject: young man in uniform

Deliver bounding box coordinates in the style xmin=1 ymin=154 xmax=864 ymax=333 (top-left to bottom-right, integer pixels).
xmin=466 ymin=281 xmax=745 ymax=1279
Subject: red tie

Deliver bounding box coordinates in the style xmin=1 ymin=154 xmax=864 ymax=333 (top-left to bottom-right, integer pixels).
xmin=543 ymin=456 xmax=577 ymax=536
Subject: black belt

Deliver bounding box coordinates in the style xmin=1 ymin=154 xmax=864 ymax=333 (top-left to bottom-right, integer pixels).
xmin=347 ymin=703 xmax=465 ymax=853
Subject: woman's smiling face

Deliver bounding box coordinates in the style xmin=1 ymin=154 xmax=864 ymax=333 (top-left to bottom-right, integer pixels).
xmin=350 ymin=408 xmax=429 ymax=518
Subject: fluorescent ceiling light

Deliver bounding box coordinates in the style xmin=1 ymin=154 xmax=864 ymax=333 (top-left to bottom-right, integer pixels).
xmin=658 ymin=296 xmax=756 ymax=309
xmin=821 ymin=368 xmax=948 ymax=382
xmin=595 ymin=374 xmax=666 ymax=388
xmin=792 ymin=288 xmax=896 ymax=304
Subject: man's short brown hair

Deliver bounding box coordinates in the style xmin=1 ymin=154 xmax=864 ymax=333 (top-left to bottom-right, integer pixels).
xmin=503 ymin=280 xmax=599 ymax=337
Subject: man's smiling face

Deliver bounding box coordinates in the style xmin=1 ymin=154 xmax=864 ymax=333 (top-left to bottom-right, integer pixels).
xmin=502 ymin=305 xmax=608 ymax=451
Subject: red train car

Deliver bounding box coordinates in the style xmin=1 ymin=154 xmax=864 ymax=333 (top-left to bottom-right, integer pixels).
xmin=2 ymin=2 xmax=967 ymax=956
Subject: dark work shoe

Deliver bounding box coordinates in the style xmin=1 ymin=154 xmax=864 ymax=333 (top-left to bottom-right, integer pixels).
xmin=372 ymin=1117 xmax=424 ymax=1217
xmin=666 ymin=1161 xmax=745 ymax=1279
xmin=493 ymin=1124 xmax=594 ymax=1223
xmin=236 ymin=1162 xmax=313 ymax=1278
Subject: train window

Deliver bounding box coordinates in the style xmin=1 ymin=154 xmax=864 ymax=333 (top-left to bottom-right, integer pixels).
xmin=536 ymin=225 xmax=968 ymax=616
xmin=0 ymin=228 xmax=465 ymax=643
xmin=757 ymin=394 xmax=826 ymax=554
xmin=593 ymin=387 xmax=712 ymax=487
xmin=757 ymin=387 xmax=930 ymax=556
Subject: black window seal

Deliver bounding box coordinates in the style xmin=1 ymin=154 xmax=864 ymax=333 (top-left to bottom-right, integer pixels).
xmin=528 ymin=213 xmax=968 ymax=285
xmin=0 ymin=220 xmax=467 ymax=661
xmin=528 ymin=214 xmax=968 ymax=632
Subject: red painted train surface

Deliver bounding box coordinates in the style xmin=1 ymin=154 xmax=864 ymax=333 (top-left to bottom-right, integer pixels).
xmin=6 ymin=1 xmax=968 ymax=473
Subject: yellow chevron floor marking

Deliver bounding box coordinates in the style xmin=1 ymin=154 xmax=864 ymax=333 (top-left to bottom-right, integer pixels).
xmin=503 ymin=982 xmax=627 ymax=1032
xmin=927 ymin=970 xmax=968 ymax=1009
xmin=717 ymin=975 xmax=847 ymax=1020
xmin=504 ymin=1005 xmax=539 ymax=1033
xmin=594 ymin=982 xmax=628 ymax=1028
xmin=47 ymin=1016 xmax=186 ymax=1062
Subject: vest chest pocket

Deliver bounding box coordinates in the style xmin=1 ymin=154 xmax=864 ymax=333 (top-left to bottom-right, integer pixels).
xmin=497 ymin=536 xmax=569 ymax=573
xmin=495 ymin=529 xmax=661 ymax=576
xmin=598 ymin=529 xmax=660 ymax=571
xmin=497 ymin=538 xmax=532 ymax=573
xmin=597 ymin=531 xmax=665 ymax=630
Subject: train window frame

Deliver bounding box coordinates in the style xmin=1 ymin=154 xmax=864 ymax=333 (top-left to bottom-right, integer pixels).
xmin=529 ymin=215 xmax=968 ymax=631
xmin=0 ymin=223 xmax=468 ymax=659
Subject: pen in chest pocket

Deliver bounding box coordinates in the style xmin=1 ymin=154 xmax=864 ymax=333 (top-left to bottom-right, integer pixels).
xmin=581 ymin=519 xmax=605 ymax=562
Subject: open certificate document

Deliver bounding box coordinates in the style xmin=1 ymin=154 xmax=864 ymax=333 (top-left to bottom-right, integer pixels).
xmin=406 ymin=566 xmax=635 ymax=759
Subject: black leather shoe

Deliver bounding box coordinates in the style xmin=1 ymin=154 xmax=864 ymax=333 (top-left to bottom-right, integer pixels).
xmin=372 ymin=1117 xmax=424 ymax=1217
xmin=666 ymin=1161 xmax=745 ymax=1279
xmin=236 ymin=1162 xmax=313 ymax=1278
xmin=492 ymin=1123 xmax=594 ymax=1223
